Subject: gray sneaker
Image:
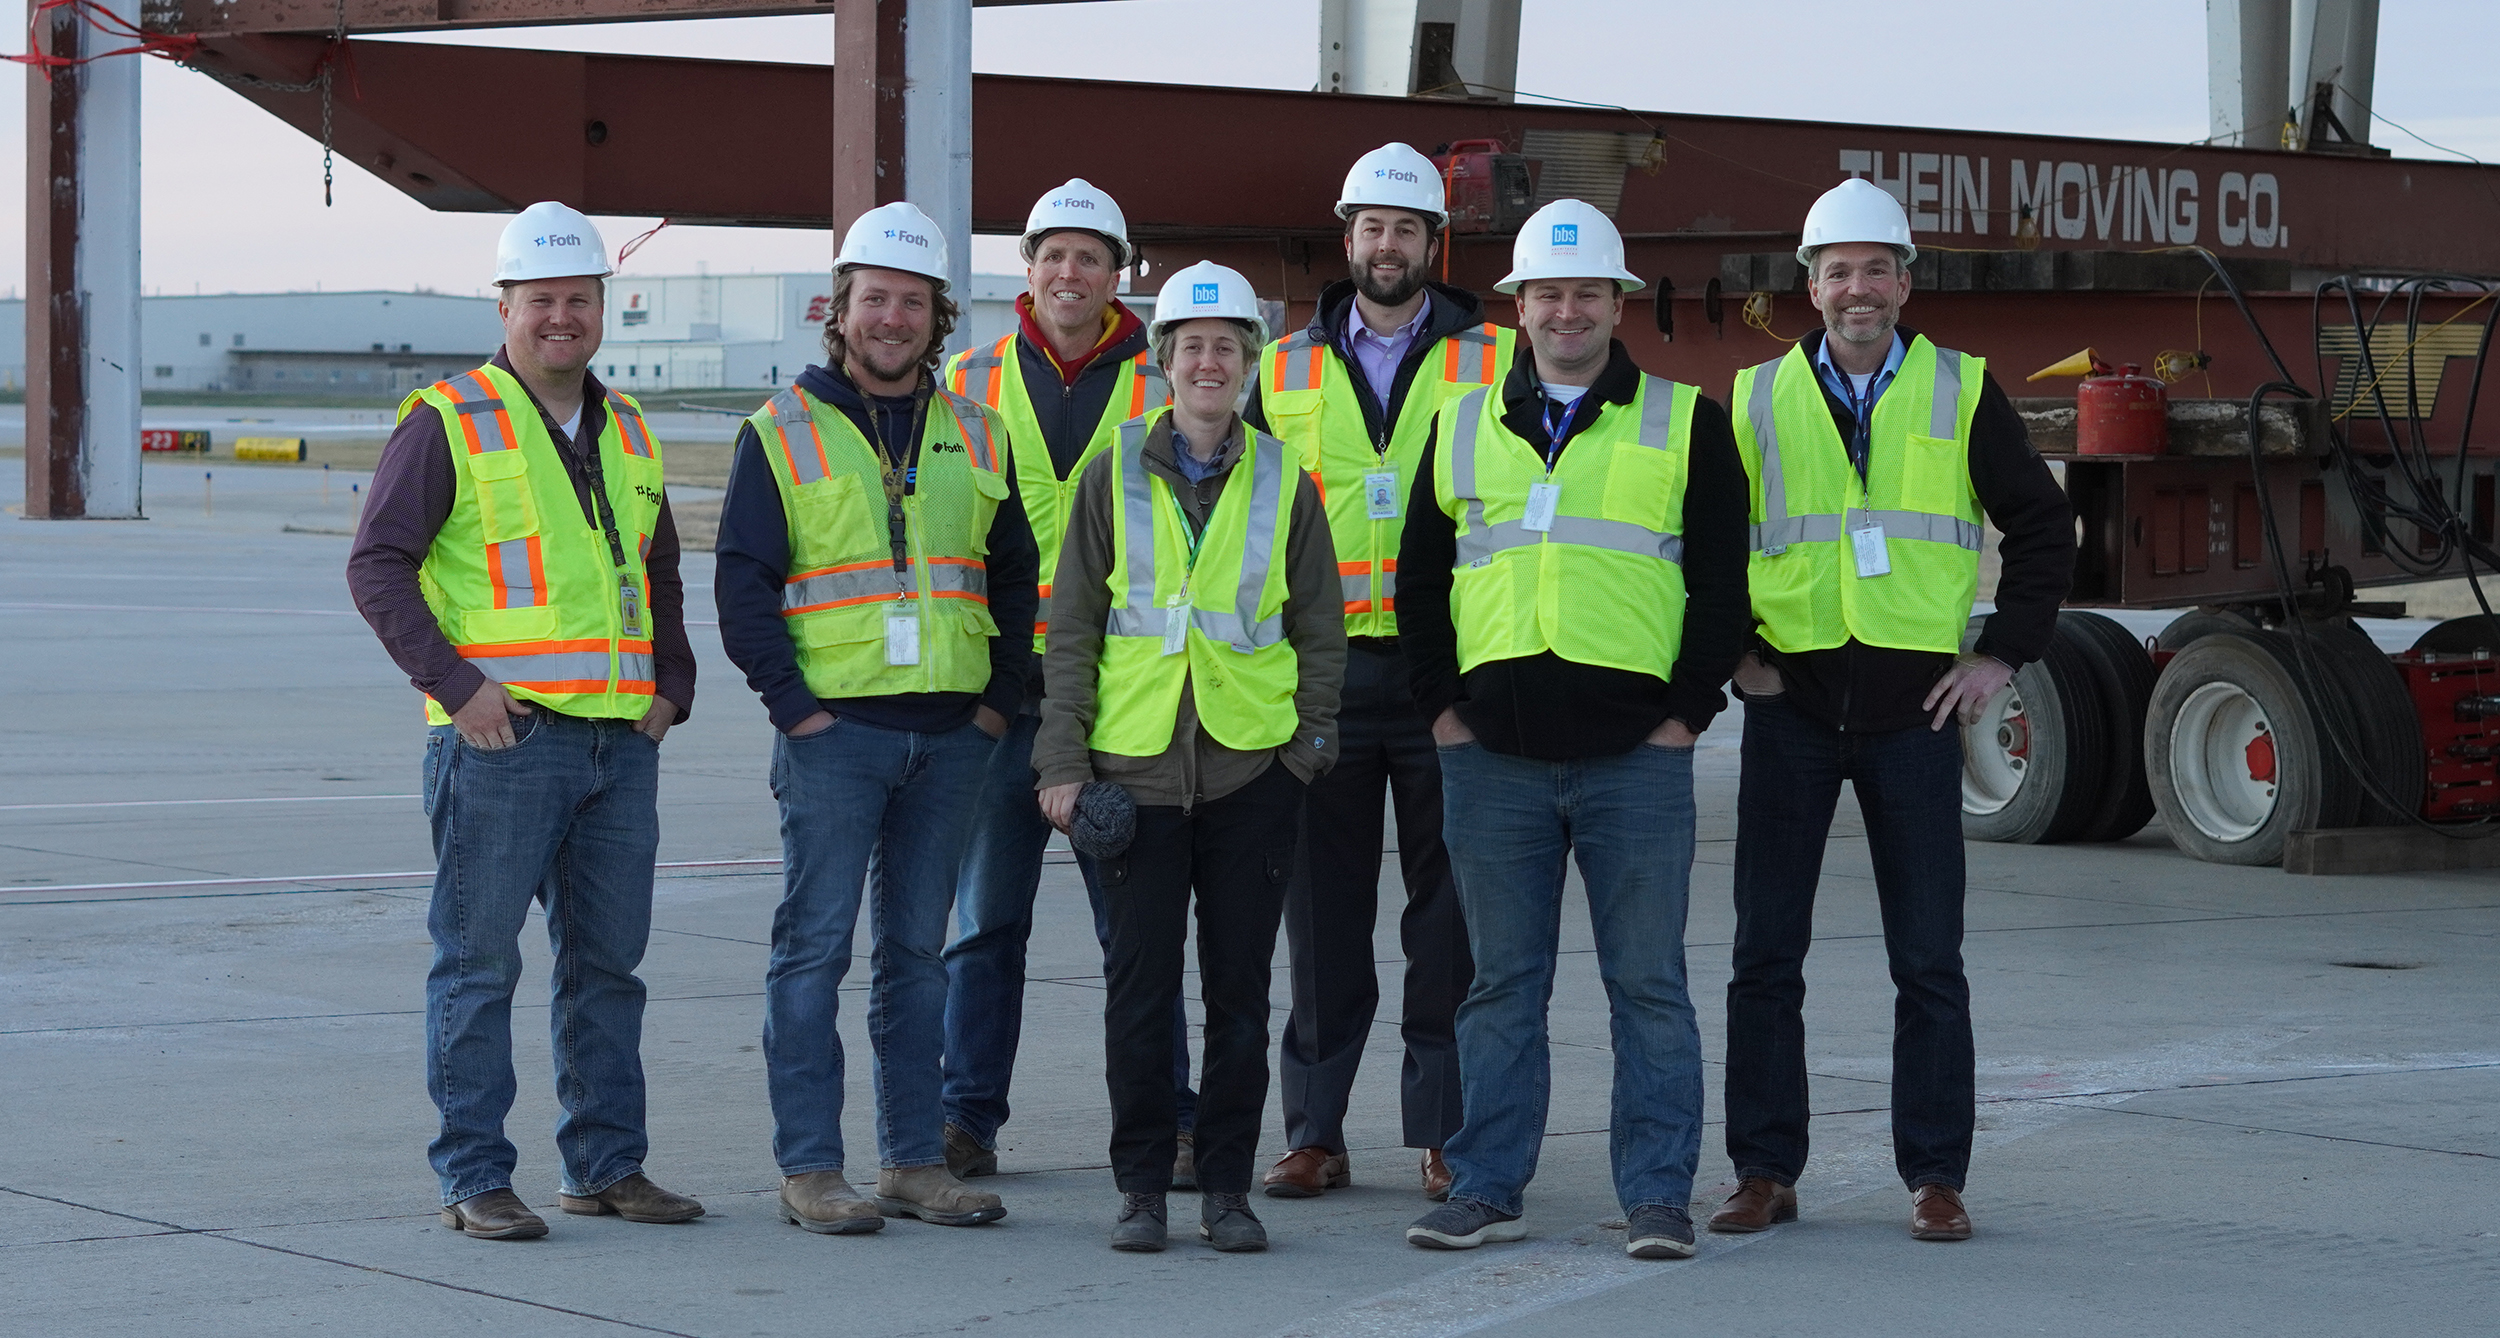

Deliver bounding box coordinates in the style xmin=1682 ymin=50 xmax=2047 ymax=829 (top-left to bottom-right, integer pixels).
xmin=1406 ymin=1199 xmax=1527 ymax=1250
xmin=1625 ymin=1204 xmax=1696 ymax=1259
xmin=1111 ymin=1192 xmax=1168 ymax=1253
xmin=1199 ymin=1192 xmax=1268 ymax=1252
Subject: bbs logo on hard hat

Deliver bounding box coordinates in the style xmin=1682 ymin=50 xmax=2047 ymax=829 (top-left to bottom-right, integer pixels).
xmin=1151 ymin=261 xmax=1270 ymax=350
xmin=1551 ymin=224 xmax=1579 ymax=249
xmin=1191 ymin=283 xmax=1220 ymax=306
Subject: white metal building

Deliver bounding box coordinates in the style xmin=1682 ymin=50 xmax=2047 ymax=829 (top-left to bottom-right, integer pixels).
xmin=0 ymin=290 xmax=501 ymax=396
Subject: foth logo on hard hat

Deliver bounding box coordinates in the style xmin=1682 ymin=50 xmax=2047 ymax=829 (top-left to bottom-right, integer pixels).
xmin=1550 ymin=223 xmax=1579 ymax=249
xmin=534 ymin=233 xmax=584 ymax=248
xmin=884 ymin=228 xmax=931 ymax=248
xmin=1055 ymin=197 xmax=1096 ymax=210
xmin=1376 ymin=168 xmax=1419 ymax=184
xmin=1191 ymin=282 xmax=1219 ymax=305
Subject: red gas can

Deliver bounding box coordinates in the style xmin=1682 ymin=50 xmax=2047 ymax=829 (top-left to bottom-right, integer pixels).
xmin=2076 ymin=363 xmax=2168 ymax=456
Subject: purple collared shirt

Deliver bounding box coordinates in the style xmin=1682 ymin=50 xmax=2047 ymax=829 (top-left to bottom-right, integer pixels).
xmin=1346 ymin=294 xmax=1433 ymax=400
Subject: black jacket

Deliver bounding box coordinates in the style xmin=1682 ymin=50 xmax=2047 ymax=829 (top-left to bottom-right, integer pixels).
xmin=1244 ymin=279 xmax=1493 ymax=444
xmin=714 ymin=361 xmax=1039 ymax=734
xmin=1398 ymin=339 xmax=1752 ymax=759
xmin=1757 ymin=327 xmax=2075 ymax=733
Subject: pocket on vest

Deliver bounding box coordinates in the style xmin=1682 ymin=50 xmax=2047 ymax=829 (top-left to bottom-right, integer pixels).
xmin=1900 ymin=434 xmax=1968 ymax=514
xmin=1600 ymin=443 xmax=1681 ymax=529
xmin=969 ymin=465 xmax=1011 ymax=551
xmin=463 ymin=604 xmax=559 ymax=644
xmin=468 ymin=449 xmax=539 ymax=543
xmin=796 ymin=602 xmax=886 ymax=649
xmin=791 ymin=473 xmax=872 ymax=538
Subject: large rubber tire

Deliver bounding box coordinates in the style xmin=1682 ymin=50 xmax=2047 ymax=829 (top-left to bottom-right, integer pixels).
xmin=2059 ymin=611 xmax=2159 ymax=842
xmin=2145 ymin=628 xmax=2364 ymax=865
xmin=2300 ymin=622 xmax=2426 ymax=826
xmin=2413 ymin=614 xmax=2500 ymax=655
xmin=1960 ymin=615 xmax=2109 ymax=844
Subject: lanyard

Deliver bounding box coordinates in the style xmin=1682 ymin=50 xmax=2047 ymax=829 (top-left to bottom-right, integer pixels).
xmin=865 ymin=384 xmax=930 ymax=592
xmin=1820 ymin=361 xmax=1892 ymax=480
xmin=1164 ymin=482 xmax=1208 ymax=574
xmin=1538 ymin=393 xmax=1583 ymax=476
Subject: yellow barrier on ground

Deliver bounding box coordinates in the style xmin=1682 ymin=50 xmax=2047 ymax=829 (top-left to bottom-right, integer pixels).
xmin=234 ymin=437 xmax=308 ymax=462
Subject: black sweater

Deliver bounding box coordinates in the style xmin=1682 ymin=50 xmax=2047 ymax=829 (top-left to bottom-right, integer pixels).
xmin=714 ymin=361 xmax=1039 ymax=734
xmin=1761 ymin=327 xmax=2075 ymax=733
xmin=1398 ymin=340 xmax=1752 ymax=759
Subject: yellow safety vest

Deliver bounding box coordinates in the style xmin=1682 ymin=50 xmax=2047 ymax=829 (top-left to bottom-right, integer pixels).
xmin=1261 ymin=319 xmax=1511 ymax=636
xmin=944 ymin=333 xmax=1170 ymax=652
xmin=408 ymin=364 xmax=664 ymax=724
xmin=746 ymin=383 xmax=1012 ymax=698
xmin=1432 ymin=376 xmax=1698 ymax=680
xmin=1089 ymin=410 xmax=1300 ymax=756
xmin=1731 ymin=337 xmax=1986 ymax=656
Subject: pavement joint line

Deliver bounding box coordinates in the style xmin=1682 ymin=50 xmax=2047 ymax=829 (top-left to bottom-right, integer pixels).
xmin=2050 ymin=1096 xmax=2500 ymax=1160
xmin=0 ymin=1185 xmax=701 ymax=1336
xmin=0 ymin=794 xmax=421 ymax=812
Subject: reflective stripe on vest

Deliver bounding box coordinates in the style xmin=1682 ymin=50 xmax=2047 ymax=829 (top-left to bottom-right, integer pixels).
xmin=1448 ymin=380 xmax=1687 ymax=567
xmin=463 ymin=637 xmax=657 ymax=693
xmin=783 ymin=556 xmax=988 ymax=614
xmin=1339 ymin=560 xmax=1396 ymax=615
xmin=608 ymin=393 xmax=657 ymax=458
xmin=441 ymin=371 xmax=521 ymax=456
xmin=1747 ymin=346 xmax=1975 ymax=556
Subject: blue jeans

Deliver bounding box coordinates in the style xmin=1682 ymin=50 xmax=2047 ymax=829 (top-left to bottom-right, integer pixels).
xmin=1726 ymin=695 xmax=1973 ymax=1191
xmin=422 ymin=711 xmax=659 ymax=1207
xmin=766 ymin=717 xmax=991 ymax=1175
xmin=1437 ymin=740 xmax=1704 ymax=1218
xmin=939 ymin=712 xmax=1195 ymax=1148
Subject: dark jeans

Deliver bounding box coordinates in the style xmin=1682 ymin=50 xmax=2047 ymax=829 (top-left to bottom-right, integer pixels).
xmin=1281 ymin=642 xmax=1469 ymax=1153
xmin=1099 ymin=762 xmax=1303 ymax=1195
xmin=1726 ymin=695 xmax=1975 ymax=1192
xmin=422 ymin=712 xmax=658 ymax=1206
xmin=939 ymin=712 xmax=1196 ymax=1149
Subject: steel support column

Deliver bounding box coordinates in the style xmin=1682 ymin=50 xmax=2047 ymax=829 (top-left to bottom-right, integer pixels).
xmin=904 ymin=0 xmax=973 ymax=320
xmin=24 ymin=4 xmax=144 ymax=520
xmin=833 ymin=0 xmax=906 ymax=238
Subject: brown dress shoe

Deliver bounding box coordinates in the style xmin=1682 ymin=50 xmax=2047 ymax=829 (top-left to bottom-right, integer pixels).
xmin=1420 ymin=1149 xmax=1453 ymax=1202
xmin=558 ymin=1172 xmax=704 ymax=1224
xmin=1261 ymin=1146 xmax=1350 ymax=1198
xmin=1910 ymin=1184 xmax=1972 ymax=1241
xmin=440 ymin=1188 xmax=548 ymax=1240
xmin=1707 ymin=1177 xmax=1798 ymax=1233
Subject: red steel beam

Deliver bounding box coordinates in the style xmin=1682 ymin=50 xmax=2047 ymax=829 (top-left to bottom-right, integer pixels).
xmin=831 ymin=0 xmax=903 ymax=232
xmin=145 ymin=0 xmax=1088 ymax=38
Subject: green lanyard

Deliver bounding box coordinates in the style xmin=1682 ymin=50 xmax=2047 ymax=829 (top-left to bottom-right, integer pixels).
xmin=1165 ymin=482 xmax=1208 ymax=575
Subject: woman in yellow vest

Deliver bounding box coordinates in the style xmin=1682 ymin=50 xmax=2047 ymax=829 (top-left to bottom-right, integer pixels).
xmin=1033 ymin=261 xmax=1346 ymax=1254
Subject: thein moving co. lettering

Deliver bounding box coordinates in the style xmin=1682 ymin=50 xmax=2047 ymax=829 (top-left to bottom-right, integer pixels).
xmin=1838 ymin=149 xmax=2289 ymax=249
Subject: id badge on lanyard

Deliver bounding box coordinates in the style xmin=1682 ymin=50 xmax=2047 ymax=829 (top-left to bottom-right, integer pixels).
xmin=618 ymin=575 xmax=647 ymax=639
xmin=1850 ymin=520 xmax=1892 ymax=578
xmin=885 ymin=600 xmax=921 ymax=665
xmin=1364 ymin=470 xmax=1400 ymax=520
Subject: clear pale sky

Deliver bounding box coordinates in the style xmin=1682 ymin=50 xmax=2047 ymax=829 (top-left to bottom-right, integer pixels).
xmin=3 ymin=0 xmax=2494 ymax=297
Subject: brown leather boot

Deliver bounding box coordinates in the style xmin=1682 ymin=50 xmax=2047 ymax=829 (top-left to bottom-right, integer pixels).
xmin=1910 ymin=1184 xmax=1972 ymax=1241
xmin=558 ymin=1173 xmax=704 ymax=1224
xmin=779 ymin=1171 xmax=884 ymax=1235
xmin=440 ymin=1189 xmax=547 ymax=1241
xmin=1706 ymin=1177 xmax=1798 ymax=1233
xmin=1420 ymin=1149 xmax=1453 ymax=1202
xmin=1261 ymin=1147 xmax=1350 ymax=1199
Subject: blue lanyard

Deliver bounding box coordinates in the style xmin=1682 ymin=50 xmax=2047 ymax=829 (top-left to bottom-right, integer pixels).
xmin=1539 ymin=393 xmax=1582 ymax=474
xmin=1821 ymin=364 xmax=1892 ymax=478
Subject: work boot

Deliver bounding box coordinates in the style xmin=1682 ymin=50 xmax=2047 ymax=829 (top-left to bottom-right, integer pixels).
xmin=779 ymin=1171 xmax=884 ymax=1235
xmin=1111 ymin=1192 xmax=1168 ymax=1253
xmin=944 ymin=1123 xmax=998 ymax=1179
xmin=876 ymin=1165 xmax=1007 ymax=1227
xmin=1172 ymin=1131 xmax=1198 ymax=1192
xmin=557 ymin=1173 xmax=704 ymax=1224
xmin=1199 ymin=1192 xmax=1268 ymax=1252
xmin=439 ymin=1188 xmax=546 ymax=1241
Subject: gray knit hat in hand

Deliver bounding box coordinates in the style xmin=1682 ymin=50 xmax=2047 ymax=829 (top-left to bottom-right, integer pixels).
xmin=1070 ymin=780 xmax=1136 ymax=860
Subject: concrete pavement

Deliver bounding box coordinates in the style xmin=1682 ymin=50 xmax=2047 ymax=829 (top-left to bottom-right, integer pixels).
xmin=4 ymin=460 xmax=2496 ymax=1336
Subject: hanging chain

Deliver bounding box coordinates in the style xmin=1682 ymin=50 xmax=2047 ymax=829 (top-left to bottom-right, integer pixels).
xmin=319 ymin=0 xmax=345 ymax=206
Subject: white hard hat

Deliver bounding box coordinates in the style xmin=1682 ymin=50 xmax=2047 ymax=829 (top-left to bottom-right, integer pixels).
xmin=836 ymin=201 xmax=951 ymax=289
xmin=1496 ymin=199 xmax=1644 ymax=294
xmin=1796 ymin=178 xmax=1916 ymax=266
xmin=1336 ymin=143 xmax=1447 ymax=229
xmin=1022 ymin=178 xmax=1130 ymax=269
xmin=494 ymin=202 xmax=612 ymax=285
xmin=1150 ymin=261 xmax=1269 ymax=351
